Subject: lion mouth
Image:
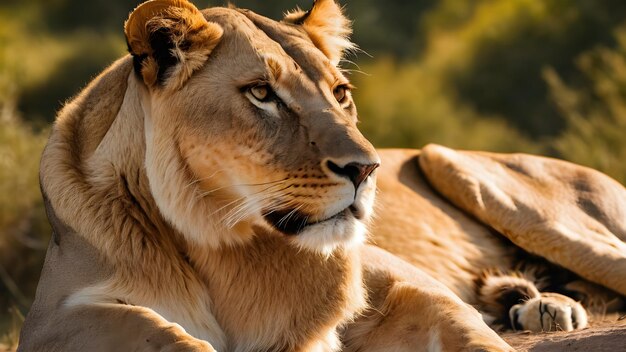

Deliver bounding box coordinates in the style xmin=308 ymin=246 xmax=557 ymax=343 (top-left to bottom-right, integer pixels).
xmin=263 ymin=206 xmax=356 ymax=235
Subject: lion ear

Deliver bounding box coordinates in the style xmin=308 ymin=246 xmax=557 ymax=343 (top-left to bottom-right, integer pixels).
xmin=124 ymin=0 xmax=223 ymax=89
xmin=284 ymin=0 xmax=354 ymax=66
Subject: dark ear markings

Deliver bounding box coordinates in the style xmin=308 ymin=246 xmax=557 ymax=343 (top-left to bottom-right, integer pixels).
xmin=127 ymin=27 xmax=177 ymax=85
xmin=125 ymin=0 xmax=224 ymax=89
xmin=148 ymin=27 xmax=178 ymax=85
xmin=129 ymin=44 xmax=148 ymax=80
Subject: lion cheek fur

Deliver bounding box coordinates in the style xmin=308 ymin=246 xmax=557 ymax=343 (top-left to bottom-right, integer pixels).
xmin=158 ymin=104 xmax=378 ymax=254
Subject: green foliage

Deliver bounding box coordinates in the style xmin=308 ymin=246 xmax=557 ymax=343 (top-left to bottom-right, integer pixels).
xmin=546 ymin=26 xmax=626 ymax=183
xmin=0 ymin=118 xmax=47 ymax=242
xmin=418 ymin=0 xmax=626 ymax=137
xmin=353 ymin=58 xmax=541 ymax=153
xmin=0 ymin=4 xmax=126 ymax=123
xmin=16 ymin=32 xmax=126 ymax=122
xmin=0 ymin=114 xmax=50 ymax=329
xmin=0 ymin=13 xmax=51 ymax=327
xmin=0 ymin=306 xmax=22 ymax=352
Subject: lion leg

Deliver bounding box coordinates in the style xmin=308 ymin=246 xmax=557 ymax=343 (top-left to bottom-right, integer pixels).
xmin=18 ymin=303 xmax=215 ymax=352
xmin=477 ymin=271 xmax=588 ymax=332
xmin=341 ymin=245 xmax=514 ymax=352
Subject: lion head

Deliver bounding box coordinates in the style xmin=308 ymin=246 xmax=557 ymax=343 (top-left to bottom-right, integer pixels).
xmin=124 ymin=0 xmax=380 ymax=254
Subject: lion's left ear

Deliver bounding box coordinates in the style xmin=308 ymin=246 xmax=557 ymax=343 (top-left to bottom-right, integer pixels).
xmin=125 ymin=0 xmax=223 ymax=89
xmin=284 ymin=0 xmax=354 ymax=66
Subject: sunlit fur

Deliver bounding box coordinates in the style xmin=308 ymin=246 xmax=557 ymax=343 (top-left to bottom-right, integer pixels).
xmin=477 ymin=271 xmax=588 ymax=332
xmin=283 ymin=0 xmax=355 ymax=66
xmin=370 ymin=146 xmax=626 ymax=341
xmin=20 ymin=1 xmax=624 ymax=351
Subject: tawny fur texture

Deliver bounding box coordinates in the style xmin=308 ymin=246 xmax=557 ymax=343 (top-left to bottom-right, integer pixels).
xmin=18 ymin=0 xmax=626 ymax=351
xmin=283 ymin=0 xmax=355 ymax=66
xmin=417 ymin=144 xmax=626 ymax=296
xmin=370 ymin=148 xmax=625 ymax=334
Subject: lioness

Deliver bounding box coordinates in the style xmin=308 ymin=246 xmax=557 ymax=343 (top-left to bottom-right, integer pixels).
xmin=19 ymin=0 xmax=626 ymax=351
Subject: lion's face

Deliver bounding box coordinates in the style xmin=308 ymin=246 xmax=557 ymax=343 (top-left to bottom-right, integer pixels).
xmin=127 ymin=1 xmax=379 ymax=253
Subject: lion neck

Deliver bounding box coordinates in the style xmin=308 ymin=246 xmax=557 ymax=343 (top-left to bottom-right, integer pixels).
xmin=188 ymin=229 xmax=366 ymax=351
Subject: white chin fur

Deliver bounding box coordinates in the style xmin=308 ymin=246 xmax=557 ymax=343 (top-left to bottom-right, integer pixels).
xmin=290 ymin=181 xmax=376 ymax=256
xmin=290 ymin=216 xmax=367 ymax=256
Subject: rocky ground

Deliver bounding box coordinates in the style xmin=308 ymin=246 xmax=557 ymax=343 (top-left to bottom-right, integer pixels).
xmin=504 ymin=315 xmax=626 ymax=351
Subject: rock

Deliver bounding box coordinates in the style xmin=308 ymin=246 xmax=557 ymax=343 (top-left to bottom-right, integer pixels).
xmin=504 ymin=319 xmax=626 ymax=351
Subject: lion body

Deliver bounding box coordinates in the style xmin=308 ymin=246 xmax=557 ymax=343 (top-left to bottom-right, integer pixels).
xmin=19 ymin=1 xmax=626 ymax=351
xmin=370 ymin=149 xmax=513 ymax=302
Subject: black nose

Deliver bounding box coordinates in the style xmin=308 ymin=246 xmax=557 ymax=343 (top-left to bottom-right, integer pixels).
xmin=327 ymin=161 xmax=380 ymax=190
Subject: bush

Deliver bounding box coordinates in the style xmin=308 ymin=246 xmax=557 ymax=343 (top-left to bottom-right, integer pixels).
xmin=0 ymin=113 xmax=49 ymax=340
xmin=423 ymin=0 xmax=626 ymax=137
xmin=353 ymin=58 xmax=542 ymax=153
xmin=546 ymin=25 xmax=626 ymax=184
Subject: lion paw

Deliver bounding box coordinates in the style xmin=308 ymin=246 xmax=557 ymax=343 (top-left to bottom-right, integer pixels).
xmin=509 ymin=293 xmax=587 ymax=332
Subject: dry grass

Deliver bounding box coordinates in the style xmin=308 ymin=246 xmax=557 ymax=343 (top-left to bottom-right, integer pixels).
xmin=0 ymin=307 xmax=22 ymax=352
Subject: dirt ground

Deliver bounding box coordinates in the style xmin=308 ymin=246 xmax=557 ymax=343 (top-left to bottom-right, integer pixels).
xmin=504 ymin=315 xmax=626 ymax=351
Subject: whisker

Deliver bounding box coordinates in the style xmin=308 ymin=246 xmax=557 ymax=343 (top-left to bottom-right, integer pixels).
xmin=196 ymin=178 xmax=290 ymax=199
xmin=276 ymin=204 xmax=304 ymax=228
xmin=226 ymin=195 xmax=296 ymax=227
xmin=341 ymin=68 xmax=371 ymax=76
xmin=223 ymin=194 xmax=285 ymax=226
xmin=210 ymin=196 xmax=248 ymax=218
xmin=184 ymin=168 xmax=228 ymax=189
xmin=224 ymin=191 xmax=294 ymax=223
xmin=221 ymin=185 xmax=295 ymax=227
xmin=212 ymin=183 xmax=290 ymax=219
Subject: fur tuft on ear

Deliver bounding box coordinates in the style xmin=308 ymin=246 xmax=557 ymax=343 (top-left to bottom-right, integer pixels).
xmin=125 ymin=0 xmax=223 ymax=89
xmin=284 ymin=0 xmax=354 ymax=66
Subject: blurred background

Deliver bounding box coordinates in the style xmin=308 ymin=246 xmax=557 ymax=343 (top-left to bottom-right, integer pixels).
xmin=1 ymin=0 xmax=626 ymax=348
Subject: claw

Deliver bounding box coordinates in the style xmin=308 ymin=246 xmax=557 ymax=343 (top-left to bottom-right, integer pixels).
xmin=509 ymin=293 xmax=588 ymax=332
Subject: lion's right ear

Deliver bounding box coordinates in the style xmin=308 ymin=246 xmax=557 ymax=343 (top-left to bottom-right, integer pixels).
xmin=283 ymin=0 xmax=353 ymax=67
xmin=125 ymin=0 xmax=223 ymax=89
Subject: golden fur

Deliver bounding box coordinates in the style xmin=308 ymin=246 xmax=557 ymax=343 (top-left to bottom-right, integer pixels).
xmin=370 ymin=147 xmax=625 ymax=333
xmin=418 ymin=144 xmax=626 ymax=296
xmin=19 ymin=0 xmax=626 ymax=351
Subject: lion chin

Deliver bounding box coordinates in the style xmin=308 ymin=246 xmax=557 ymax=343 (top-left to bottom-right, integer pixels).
xmin=262 ymin=190 xmax=375 ymax=256
xmin=286 ymin=208 xmax=368 ymax=256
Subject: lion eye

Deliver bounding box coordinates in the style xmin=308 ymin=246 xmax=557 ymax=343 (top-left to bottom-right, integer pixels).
xmin=333 ymin=85 xmax=348 ymax=103
xmin=250 ymin=84 xmax=270 ymax=101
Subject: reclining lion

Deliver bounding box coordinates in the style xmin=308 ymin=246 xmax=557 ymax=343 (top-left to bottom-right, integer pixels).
xmin=19 ymin=0 xmax=626 ymax=351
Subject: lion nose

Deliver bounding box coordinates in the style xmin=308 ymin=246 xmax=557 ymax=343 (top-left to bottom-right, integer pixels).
xmin=326 ymin=161 xmax=379 ymax=190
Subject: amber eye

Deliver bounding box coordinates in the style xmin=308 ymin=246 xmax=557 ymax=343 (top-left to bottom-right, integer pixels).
xmin=333 ymin=85 xmax=348 ymax=103
xmin=250 ymin=84 xmax=270 ymax=101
